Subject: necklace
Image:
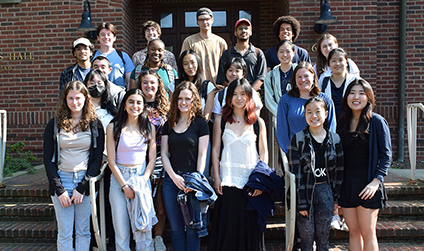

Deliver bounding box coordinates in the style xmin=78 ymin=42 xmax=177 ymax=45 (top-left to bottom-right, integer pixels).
xmin=233 ymin=115 xmax=243 ymax=123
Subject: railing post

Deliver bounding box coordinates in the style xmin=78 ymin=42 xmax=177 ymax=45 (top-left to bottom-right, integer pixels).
xmin=407 ymin=103 xmax=424 ymax=184
xmin=0 ymin=110 xmax=7 ymax=188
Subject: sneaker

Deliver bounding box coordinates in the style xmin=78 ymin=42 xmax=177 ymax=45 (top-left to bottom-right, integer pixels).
xmin=154 ymin=235 xmax=167 ymax=251
xmin=148 ymin=239 xmax=155 ymax=251
xmin=330 ymin=214 xmax=342 ymax=230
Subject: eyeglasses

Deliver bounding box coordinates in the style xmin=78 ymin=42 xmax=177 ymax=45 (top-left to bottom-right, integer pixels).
xmin=198 ymin=17 xmax=212 ymax=22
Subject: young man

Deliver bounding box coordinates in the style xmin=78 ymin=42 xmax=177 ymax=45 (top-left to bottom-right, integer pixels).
xmin=216 ymin=18 xmax=267 ymax=91
xmin=132 ymin=20 xmax=177 ymax=71
xmin=265 ymin=16 xmax=311 ymax=71
xmin=59 ymin=37 xmax=93 ymax=94
xmin=92 ymin=22 xmax=135 ymax=89
xmin=92 ymin=56 xmax=125 ymax=106
xmin=181 ymin=7 xmax=227 ymax=83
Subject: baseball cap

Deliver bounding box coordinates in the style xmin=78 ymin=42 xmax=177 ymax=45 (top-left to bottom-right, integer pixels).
xmin=197 ymin=7 xmax=213 ymax=19
xmin=235 ymin=18 xmax=252 ymax=30
xmin=72 ymin=38 xmax=93 ymax=50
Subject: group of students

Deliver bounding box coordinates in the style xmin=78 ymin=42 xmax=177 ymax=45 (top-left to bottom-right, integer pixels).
xmin=44 ymin=12 xmax=392 ymax=251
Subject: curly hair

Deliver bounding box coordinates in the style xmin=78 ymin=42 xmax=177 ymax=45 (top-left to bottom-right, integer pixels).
xmin=137 ymin=71 xmax=169 ymax=117
xmin=272 ymin=16 xmax=301 ymax=42
xmin=316 ymin=33 xmax=338 ymax=78
xmin=167 ymin=81 xmax=203 ymax=131
xmin=57 ymin=81 xmax=97 ymax=133
xmin=288 ymin=62 xmax=320 ymax=98
xmin=142 ymin=20 xmax=162 ymax=38
xmin=222 ymin=78 xmax=257 ymax=125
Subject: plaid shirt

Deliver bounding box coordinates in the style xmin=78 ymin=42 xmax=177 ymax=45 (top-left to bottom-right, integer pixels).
xmin=288 ymin=127 xmax=344 ymax=212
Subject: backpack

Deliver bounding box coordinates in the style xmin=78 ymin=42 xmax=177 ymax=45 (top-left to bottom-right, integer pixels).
xmin=134 ymin=64 xmax=175 ymax=86
xmin=51 ymin=116 xmax=99 ymax=164
xmin=321 ymin=76 xmax=331 ymax=93
xmin=200 ymin=80 xmax=210 ymax=102
xmin=93 ymin=49 xmax=126 ymax=67
xmin=219 ymin=117 xmax=260 ymax=160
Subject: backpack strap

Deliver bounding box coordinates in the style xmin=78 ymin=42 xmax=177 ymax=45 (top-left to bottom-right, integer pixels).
xmin=90 ymin=119 xmax=99 ymax=149
xmin=321 ymin=76 xmax=331 ymax=93
xmin=165 ymin=64 xmax=175 ymax=84
xmin=113 ymin=120 xmax=121 ymax=152
xmin=218 ymin=89 xmax=225 ymax=107
xmin=52 ymin=115 xmax=61 ymax=164
xmin=295 ymin=130 xmax=305 ymax=155
xmin=116 ymin=50 xmax=125 ymax=67
xmin=201 ymin=80 xmax=210 ymax=101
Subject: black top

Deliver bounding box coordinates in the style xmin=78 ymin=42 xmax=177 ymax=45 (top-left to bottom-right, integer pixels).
xmin=311 ymin=133 xmax=329 ymax=183
xmin=343 ymin=132 xmax=369 ymax=174
xmin=330 ymin=79 xmax=346 ymax=121
xmin=163 ymin=117 xmax=209 ymax=172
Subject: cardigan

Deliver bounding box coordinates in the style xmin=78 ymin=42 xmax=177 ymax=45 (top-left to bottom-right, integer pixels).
xmin=43 ymin=117 xmax=104 ymax=196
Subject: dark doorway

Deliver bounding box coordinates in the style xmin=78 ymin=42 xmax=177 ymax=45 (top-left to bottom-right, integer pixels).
xmin=153 ymin=2 xmax=260 ymax=56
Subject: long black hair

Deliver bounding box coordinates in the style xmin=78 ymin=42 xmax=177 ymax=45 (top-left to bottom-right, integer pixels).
xmin=83 ymin=69 xmax=117 ymax=116
xmin=112 ymin=89 xmax=151 ymax=142
xmin=177 ymin=49 xmax=204 ymax=90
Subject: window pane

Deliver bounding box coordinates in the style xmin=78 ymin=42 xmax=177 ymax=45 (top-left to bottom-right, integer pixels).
xmin=185 ymin=12 xmax=197 ymax=27
xmin=239 ymin=10 xmax=251 ymax=21
xmin=213 ymin=11 xmax=226 ymax=27
xmin=185 ymin=11 xmax=227 ymax=28
xmin=160 ymin=13 xmax=173 ymax=28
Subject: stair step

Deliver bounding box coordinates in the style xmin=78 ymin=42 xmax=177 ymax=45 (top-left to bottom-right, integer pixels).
xmin=0 ymin=243 xmax=56 ymax=250
xmin=0 ymin=221 xmax=56 ymax=240
xmin=265 ymin=219 xmax=424 ymax=240
xmin=0 ymin=203 xmax=55 ymax=221
xmin=386 ymin=183 xmax=424 ymax=200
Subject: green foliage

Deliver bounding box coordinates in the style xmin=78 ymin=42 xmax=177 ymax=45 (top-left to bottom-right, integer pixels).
xmin=3 ymin=142 xmax=36 ymax=176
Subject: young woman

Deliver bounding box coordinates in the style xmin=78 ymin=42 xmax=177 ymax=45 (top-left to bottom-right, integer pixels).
xmin=288 ymin=97 xmax=344 ymax=251
xmin=264 ymin=39 xmax=297 ymax=117
xmin=212 ymin=57 xmax=263 ymax=118
xmin=106 ymin=89 xmax=157 ymax=251
xmin=337 ymin=79 xmax=392 ymax=251
xmin=129 ymin=39 xmax=178 ymax=92
xmin=276 ymin=61 xmax=337 ymax=153
xmin=161 ymin=81 xmax=209 ymax=251
xmin=44 ymin=81 xmax=104 ymax=251
xmin=319 ymin=48 xmax=358 ymax=121
xmin=314 ymin=33 xmax=360 ymax=81
xmin=209 ymin=78 xmax=268 ymax=251
xmin=170 ymin=49 xmax=216 ymax=121
xmin=137 ymin=71 xmax=169 ymax=251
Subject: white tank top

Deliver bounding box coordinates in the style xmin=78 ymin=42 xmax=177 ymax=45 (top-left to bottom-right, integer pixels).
xmin=219 ymin=125 xmax=259 ymax=189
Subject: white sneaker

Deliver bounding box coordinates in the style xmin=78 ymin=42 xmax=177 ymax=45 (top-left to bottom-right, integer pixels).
xmin=154 ymin=235 xmax=167 ymax=251
xmin=330 ymin=214 xmax=342 ymax=230
xmin=148 ymin=239 xmax=155 ymax=251
xmin=340 ymin=218 xmax=349 ymax=231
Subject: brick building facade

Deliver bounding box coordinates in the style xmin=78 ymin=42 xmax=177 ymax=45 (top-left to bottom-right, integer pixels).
xmin=0 ymin=0 xmax=423 ymax=162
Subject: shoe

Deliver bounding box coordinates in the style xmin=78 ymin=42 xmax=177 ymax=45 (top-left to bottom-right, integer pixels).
xmin=330 ymin=214 xmax=342 ymax=230
xmin=154 ymin=235 xmax=167 ymax=251
xmin=148 ymin=239 xmax=155 ymax=251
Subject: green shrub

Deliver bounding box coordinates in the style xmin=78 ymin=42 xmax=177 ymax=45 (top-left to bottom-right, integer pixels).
xmin=3 ymin=142 xmax=36 ymax=176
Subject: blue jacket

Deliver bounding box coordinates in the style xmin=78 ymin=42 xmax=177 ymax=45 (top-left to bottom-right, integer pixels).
xmin=243 ymin=161 xmax=285 ymax=232
xmin=184 ymin=172 xmax=217 ymax=237
xmin=368 ymin=113 xmax=392 ymax=182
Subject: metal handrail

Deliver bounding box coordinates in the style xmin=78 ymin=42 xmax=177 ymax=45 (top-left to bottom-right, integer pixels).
xmin=272 ymin=116 xmax=295 ymax=251
xmin=0 ymin=110 xmax=7 ymax=188
xmin=90 ymin=162 xmax=108 ymax=251
xmin=407 ymin=103 xmax=424 ymax=184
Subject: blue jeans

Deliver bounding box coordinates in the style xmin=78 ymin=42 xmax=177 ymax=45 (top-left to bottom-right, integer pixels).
xmin=163 ymin=175 xmax=200 ymax=251
xmin=109 ymin=163 xmax=149 ymax=251
xmin=51 ymin=170 xmax=91 ymax=251
xmin=296 ymin=182 xmax=333 ymax=251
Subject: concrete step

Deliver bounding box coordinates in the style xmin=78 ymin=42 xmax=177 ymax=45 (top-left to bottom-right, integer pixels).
xmin=0 ymin=221 xmax=56 ymax=242
xmin=264 ymin=219 xmax=424 ymax=241
xmin=0 ymin=243 xmax=56 ymax=251
xmin=0 ymin=203 xmax=55 ymax=221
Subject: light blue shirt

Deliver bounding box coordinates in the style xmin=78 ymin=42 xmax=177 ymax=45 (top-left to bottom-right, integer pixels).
xmin=93 ymin=49 xmax=135 ymax=88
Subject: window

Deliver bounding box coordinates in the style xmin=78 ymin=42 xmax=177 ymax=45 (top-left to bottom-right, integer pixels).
xmin=184 ymin=11 xmax=227 ymax=27
xmin=239 ymin=10 xmax=251 ymax=21
xmin=160 ymin=13 xmax=173 ymax=28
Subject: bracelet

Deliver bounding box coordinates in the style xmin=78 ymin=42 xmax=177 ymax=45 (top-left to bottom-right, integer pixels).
xmin=121 ymin=184 xmax=128 ymax=193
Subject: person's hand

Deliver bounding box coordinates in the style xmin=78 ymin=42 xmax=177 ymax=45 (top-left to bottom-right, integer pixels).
xmin=299 ymin=210 xmax=309 ymax=217
xmin=172 ymin=174 xmax=186 ymax=191
xmin=71 ymin=189 xmax=84 ymax=204
xmin=359 ymin=178 xmax=380 ymax=200
xmin=184 ymin=187 xmax=193 ymax=194
xmin=251 ymin=189 xmax=263 ymax=197
xmin=213 ymin=176 xmax=223 ymax=195
xmin=333 ymin=203 xmax=339 ymax=215
xmin=123 ymin=185 xmax=135 ymax=200
xmin=58 ymin=191 xmax=72 ymax=208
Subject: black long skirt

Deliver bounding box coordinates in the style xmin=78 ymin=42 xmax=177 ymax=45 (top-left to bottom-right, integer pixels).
xmin=208 ymin=186 xmax=265 ymax=251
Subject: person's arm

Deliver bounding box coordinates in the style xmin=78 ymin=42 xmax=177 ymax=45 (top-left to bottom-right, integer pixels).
xmin=203 ymin=83 xmax=216 ymax=122
xmin=251 ymin=79 xmax=263 ymax=91
xmin=251 ymin=49 xmax=267 ymax=91
xmin=123 ymin=53 xmax=135 ymax=90
xmin=264 ymin=71 xmax=278 ymax=117
xmin=143 ymin=125 xmax=157 ymax=179
xmin=324 ymin=95 xmax=337 ymax=133
xmin=196 ymin=135 xmax=209 ymax=174
xmin=216 ymin=51 xmax=228 ymax=85
xmin=258 ymin=117 xmax=268 ymax=164
xmin=211 ymin=116 xmax=223 ymax=195
xmin=129 ymin=69 xmax=137 ymax=90
xmin=106 ymin=123 xmax=135 ymax=199
xmin=332 ymin=135 xmax=344 ymax=206
xmin=276 ymin=96 xmax=290 ymax=153
xmin=161 ymin=132 xmax=185 ymax=191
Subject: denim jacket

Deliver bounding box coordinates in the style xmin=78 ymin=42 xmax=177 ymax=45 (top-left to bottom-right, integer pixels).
xmin=288 ymin=127 xmax=344 ymax=212
xmin=183 ymin=172 xmax=217 ymax=237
